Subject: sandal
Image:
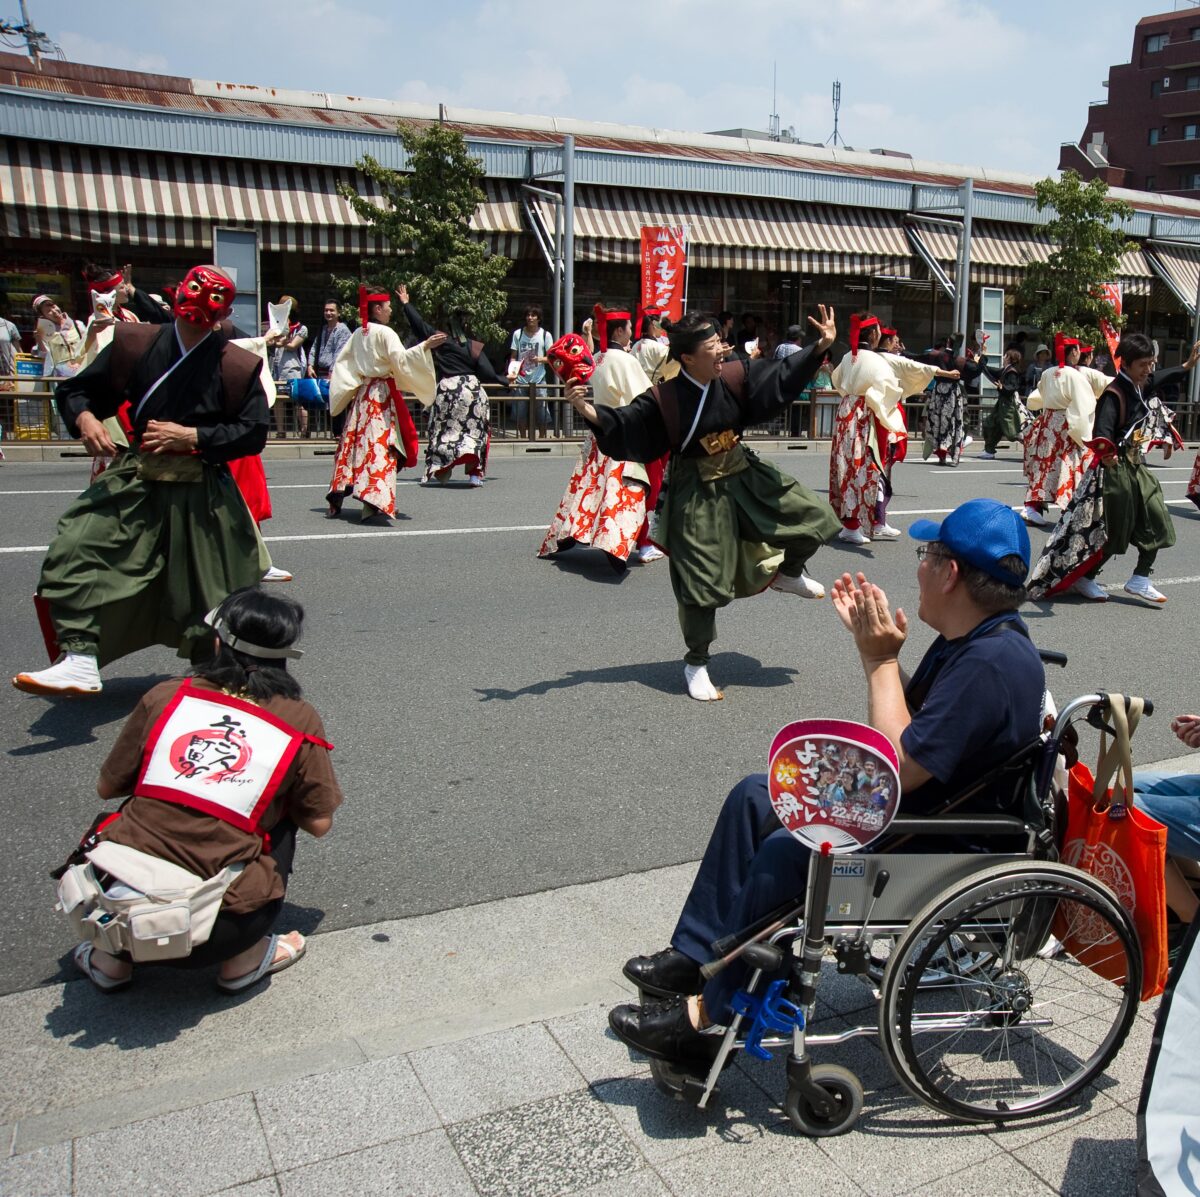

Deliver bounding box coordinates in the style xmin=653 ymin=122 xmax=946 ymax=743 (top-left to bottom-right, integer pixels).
xmin=73 ymin=942 xmax=133 ymax=993
xmin=216 ymin=932 xmax=306 ymax=993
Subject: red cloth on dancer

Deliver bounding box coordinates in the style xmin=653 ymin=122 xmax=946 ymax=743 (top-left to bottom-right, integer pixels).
xmin=229 ymin=456 xmax=272 ymax=525
xmin=637 ymin=453 xmax=668 ymax=548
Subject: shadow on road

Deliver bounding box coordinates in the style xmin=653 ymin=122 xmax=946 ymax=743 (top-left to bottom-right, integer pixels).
xmin=43 ymin=902 xmax=326 ymax=1049
xmin=8 ymin=674 xmax=171 ymax=755
xmin=475 ymin=653 xmax=799 ymax=702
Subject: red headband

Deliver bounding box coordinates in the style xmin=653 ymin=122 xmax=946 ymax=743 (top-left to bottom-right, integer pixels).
xmin=1079 ymin=344 xmax=1094 ymax=355
xmin=85 ymin=271 xmax=123 ymax=293
xmin=1054 ymin=332 xmax=1080 ymax=369
xmin=358 ymin=285 xmax=390 ymax=332
xmin=880 ymin=326 xmax=897 ymax=337
xmin=849 ymin=314 xmax=880 ymax=358
xmin=593 ymin=304 xmax=632 ymax=353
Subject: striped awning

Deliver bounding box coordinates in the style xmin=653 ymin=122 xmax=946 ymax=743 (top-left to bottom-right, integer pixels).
xmin=909 ymin=217 xmax=1154 ymax=295
xmin=540 ymin=186 xmax=913 ymax=274
xmin=1145 ymin=244 xmax=1200 ymax=315
xmin=0 ymin=139 xmax=524 ymax=257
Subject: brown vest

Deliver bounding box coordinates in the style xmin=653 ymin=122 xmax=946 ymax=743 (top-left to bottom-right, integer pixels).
xmin=651 ymin=357 xmax=747 ymax=449
xmin=109 ymin=323 xmax=261 ymax=417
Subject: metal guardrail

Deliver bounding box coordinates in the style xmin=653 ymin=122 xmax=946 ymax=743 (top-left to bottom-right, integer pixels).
xmin=5 ymin=377 xmax=1200 ymax=447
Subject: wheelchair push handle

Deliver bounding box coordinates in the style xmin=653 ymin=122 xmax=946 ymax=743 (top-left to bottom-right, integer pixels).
xmin=1038 ymin=649 xmax=1068 ymax=669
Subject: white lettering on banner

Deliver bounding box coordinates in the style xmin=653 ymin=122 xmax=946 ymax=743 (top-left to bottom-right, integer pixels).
xmin=138 ymin=690 xmax=302 ymax=831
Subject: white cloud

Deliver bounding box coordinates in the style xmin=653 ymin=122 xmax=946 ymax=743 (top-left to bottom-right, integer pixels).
xmin=57 ymin=32 xmax=167 ymax=73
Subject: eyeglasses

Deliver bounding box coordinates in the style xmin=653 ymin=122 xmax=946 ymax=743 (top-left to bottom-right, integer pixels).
xmin=915 ymin=545 xmax=950 ymax=563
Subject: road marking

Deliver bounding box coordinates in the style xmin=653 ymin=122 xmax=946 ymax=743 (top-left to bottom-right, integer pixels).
xmin=0 ymin=523 xmax=550 ymax=554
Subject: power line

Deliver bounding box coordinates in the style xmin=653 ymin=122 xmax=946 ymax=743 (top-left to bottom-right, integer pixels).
xmin=0 ymin=1 xmax=62 ymax=68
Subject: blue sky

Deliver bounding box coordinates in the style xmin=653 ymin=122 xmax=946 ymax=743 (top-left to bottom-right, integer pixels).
xmin=33 ymin=0 xmax=1194 ymax=178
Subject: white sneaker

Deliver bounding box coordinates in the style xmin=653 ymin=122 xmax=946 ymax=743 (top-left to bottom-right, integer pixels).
xmin=978 ymin=451 xmax=996 ymax=460
xmin=468 ymin=474 xmax=484 ymax=488
xmin=871 ymin=523 xmax=901 ymax=540
xmin=1124 ymin=575 xmax=1167 ymax=605
xmin=684 ymin=663 xmax=723 ymax=702
xmin=770 ymin=572 xmax=825 ymax=599
xmin=837 ymin=527 xmax=871 ymax=545
xmin=637 ymin=544 xmax=665 ymax=563
xmin=1016 ymin=505 xmax=1049 ymax=527
xmin=262 ymin=565 xmax=293 ymax=583
xmin=12 ymin=652 xmax=102 ymax=696
xmin=1069 ymin=577 xmax=1108 ymax=602
xmin=963 ymin=436 xmax=974 ymax=448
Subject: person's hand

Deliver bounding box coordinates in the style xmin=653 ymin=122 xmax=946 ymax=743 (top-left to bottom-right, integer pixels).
xmin=306 ymin=365 xmax=315 ymax=378
xmin=806 ymin=304 xmax=836 ymax=349
xmin=396 ymin=284 xmax=409 ymax=306
xmin=92 ymin=315 xmax=116 ymax=331
xmin=1172 ymin=714 xmax=1200 ymax=749
xmin=422 ymin=332 xmax=447 ymax=351
xmin=76 ymin=411 xmax=117 ymax=457
xmin=946 ymin=369 xmax=961 ymax=380
xmin=1187 ymin=340 xmax=1200 ymax=370
xmin=582 ymin=317 xmax=594 ymax=333
xmin=142 ymin=420 xmax=198 ymax=454
xmin=831 ymin=571 xmax=907 ymax=666
xmin=565 ymin=380 xmax=591 ymax=408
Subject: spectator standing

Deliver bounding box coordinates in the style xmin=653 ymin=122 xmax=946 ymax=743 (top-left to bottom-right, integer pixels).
xmin=1024 ymin=343 xmax=1052 ymax=394
xmin=508 ymin=306 xmax=554 ymax=439
xmin=773 ymin=324 xmax=804 ymax=360
xmin=308 ymin=300 xmax=352 ymax=439
xmin=267 ymin=296 xmax=309 ymax=439
xmin=32 ymin=296 xmax=85 ymax=378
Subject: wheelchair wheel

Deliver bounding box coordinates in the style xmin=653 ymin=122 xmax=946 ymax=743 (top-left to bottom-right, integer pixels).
xmin=785 ymin=1064 xmax=864 ymax=1136
xmin=878 ymin=861 xmax=1140 ymax=1123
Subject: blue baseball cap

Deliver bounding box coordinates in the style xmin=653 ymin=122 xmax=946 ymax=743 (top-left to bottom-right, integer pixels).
xmin=909 ymin=498 xmax=1030 ymax=587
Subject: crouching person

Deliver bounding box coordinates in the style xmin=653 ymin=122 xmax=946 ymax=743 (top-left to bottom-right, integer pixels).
xmin=608 ymin=498 xmax=1044 ymax=1073
xmin=56 ymin=589 xmax=343 ymax=994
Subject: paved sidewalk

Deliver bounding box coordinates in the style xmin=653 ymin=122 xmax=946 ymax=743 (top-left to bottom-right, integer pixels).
xmin=7 ymin=753 xmax=1198 ymax=1196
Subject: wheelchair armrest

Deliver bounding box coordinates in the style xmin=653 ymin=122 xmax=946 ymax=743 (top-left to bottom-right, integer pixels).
xmin=888 ymin=814 xmax=1032 ymax=838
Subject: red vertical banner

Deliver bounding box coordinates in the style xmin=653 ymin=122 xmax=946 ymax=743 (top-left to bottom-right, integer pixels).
xmin=1097 ymin=281 xmax=1123 ymax=361
xmin=640 ymin=226 xmax=687 ymax=325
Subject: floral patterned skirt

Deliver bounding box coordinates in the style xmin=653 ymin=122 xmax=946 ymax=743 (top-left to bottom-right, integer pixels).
xmin=1189 ymin=450 xmax=1200 ymax=499
xmin=538 ymin=432 xmax=647 ymax=562
xmin=922 ymin=381 xmax=966 ymax=462
xmin=327 ymin=378 xmax=417 ymax=516
xmin=423 ymin=374 xmax=490 ymax=482
xmin=1023 ymin=409 xmax=1085 ymax=509
xmin=829 ymin=395 xmax=879 ymax=529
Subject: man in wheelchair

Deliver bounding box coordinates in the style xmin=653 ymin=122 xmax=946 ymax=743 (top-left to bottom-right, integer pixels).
xmin=610 ymin=498 xmax=1046 ymax=1072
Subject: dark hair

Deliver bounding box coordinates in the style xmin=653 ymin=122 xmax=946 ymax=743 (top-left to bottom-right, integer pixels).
xmin=944 ymin=552 xmax=1028 ymax=613
xmin=740 ymin=313 xmax=759 ymax=325
xmin=524 ymin=304 xmax=542 ymax=320
xmin=606 ymin=316 xmax=631 ymax=342
xmin=667 ymin=311 xmax=722 ymax=360
xmin=718 ymin=310 xmax=734 ymax=324
xmin=192 ymin=588 xmax=305 ymax=702
xmin=638 ymin=312 xmax=662 ymax=340
xmin=785 ymin=324 xmax=803 ymax=341
xmin=323 ymin=298 xmax=340 ymax=309
xmin=1116 ymin=332 xmax=1153 ymax=363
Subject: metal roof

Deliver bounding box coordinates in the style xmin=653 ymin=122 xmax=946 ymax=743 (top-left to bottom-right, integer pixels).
xmin=4 ymin=51 xmax=1200 ymax=242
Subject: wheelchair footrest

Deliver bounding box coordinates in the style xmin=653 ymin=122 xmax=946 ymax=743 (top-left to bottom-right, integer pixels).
xmin=731 ymin=979 xmax=806 ymax=1060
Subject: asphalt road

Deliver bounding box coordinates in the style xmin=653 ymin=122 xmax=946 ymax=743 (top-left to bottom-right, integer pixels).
xmin=3 ymin=444 xmax=1199 ymax=996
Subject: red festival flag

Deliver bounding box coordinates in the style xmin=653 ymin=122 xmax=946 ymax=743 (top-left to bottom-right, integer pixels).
xmin=639 ymin=226 xmax=687 ymax=326
xmin=1097 ymin=281 xmax=1123 ymax=361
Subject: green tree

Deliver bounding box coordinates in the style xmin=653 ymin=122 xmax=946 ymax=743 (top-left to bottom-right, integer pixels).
xmin=335 ymin=121 xmax=510 ymax=345
xmin=1016 ymin=171 xmax=1135 ymax=345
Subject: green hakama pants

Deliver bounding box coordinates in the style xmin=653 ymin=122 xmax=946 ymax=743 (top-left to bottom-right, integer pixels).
xmin=38 ymin=452 xmax=268 ymax=665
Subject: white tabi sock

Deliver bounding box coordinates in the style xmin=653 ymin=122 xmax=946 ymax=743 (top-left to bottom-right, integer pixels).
xmin=684 ymin=664 xmax=723 ymax=702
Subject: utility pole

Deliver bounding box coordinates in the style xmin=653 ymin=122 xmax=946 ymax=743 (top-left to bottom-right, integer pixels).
xmin=768 ymin=63 xmax=780 ymax=140
xmin=827 ymin=81 xmax=843 ymax=147
xmin=0 ymin=1 xmax=58 ymax=68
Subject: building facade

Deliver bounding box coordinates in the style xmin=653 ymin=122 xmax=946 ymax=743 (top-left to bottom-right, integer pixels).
xmin=1061 ymin=5 xmax=1200 ymax=197
xmin=4 ymin=51 xmax=1200 ymax=381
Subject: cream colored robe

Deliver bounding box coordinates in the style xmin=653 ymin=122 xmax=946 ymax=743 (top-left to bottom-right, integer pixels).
xmin=329 ymin=323 xmax=437 ymax=417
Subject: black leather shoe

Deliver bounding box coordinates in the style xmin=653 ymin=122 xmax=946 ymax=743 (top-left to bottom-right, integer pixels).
xmin=622 ymin=947 xmax=703 ymax=998
xmin=608 ymin=996 xmax=721 ymax=1068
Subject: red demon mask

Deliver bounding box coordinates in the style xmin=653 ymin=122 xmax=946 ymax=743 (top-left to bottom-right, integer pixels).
xmin=546 ymin=333 xmax=595 ymax=385
xmin=174 ymin=265 xmax=236 ymax=327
